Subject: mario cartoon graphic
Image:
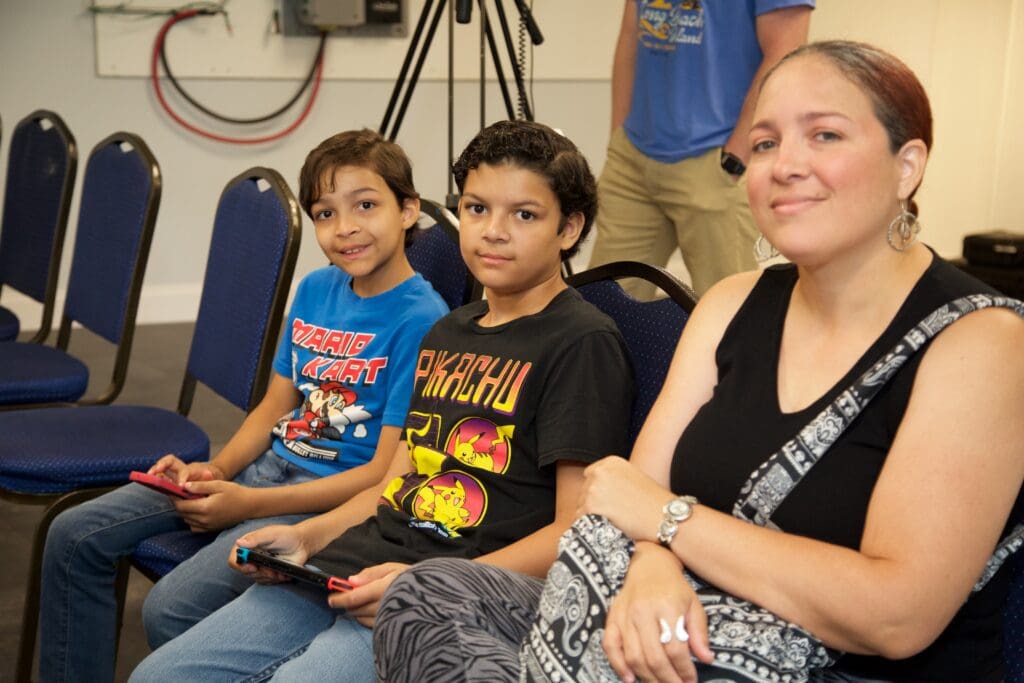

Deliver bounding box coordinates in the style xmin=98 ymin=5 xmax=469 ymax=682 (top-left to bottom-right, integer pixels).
xmin=272 ymin=381 xmax=372 ymax=462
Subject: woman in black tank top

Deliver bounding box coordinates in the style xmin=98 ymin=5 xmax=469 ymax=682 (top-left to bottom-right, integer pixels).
xmin=563 ymin=41 xmax=1024 ymax=683
xmin=373 ymin=41 xmax=1024 ymax=683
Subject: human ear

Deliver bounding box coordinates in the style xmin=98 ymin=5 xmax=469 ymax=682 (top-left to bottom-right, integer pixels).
xmin=401 ymin=197 xmax=421 ymax=229
xmin=895 ymin=139 xmax=928 ymax=201
xmin=558 ymin=212 xmax=585 ymax=251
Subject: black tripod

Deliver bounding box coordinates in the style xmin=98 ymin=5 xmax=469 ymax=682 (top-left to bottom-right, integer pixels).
xmin=378 ymin=0 xmax=543 ymax=209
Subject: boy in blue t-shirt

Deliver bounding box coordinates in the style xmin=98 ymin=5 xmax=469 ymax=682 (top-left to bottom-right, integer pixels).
xmin=37 ymin=129 xmax=449 ymax=683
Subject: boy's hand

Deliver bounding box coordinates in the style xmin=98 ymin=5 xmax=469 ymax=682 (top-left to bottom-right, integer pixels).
xmin=148 ymin=454 xmax=225 ymax=486
xmin=230 ymin=523 xmax=310 ymax=584
xmin=328 ymin=562 xmax=409 ymax=627
xmin=173 ymin=480 xmax=255 ymax=532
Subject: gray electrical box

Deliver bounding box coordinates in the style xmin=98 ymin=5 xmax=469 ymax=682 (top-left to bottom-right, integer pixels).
xmin=278 ymin=0 xmax=407 ymax=37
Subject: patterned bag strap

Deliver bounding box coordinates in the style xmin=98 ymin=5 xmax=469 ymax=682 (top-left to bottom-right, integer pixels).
xmin=731 ymin=294 xmax=1024 ymax=592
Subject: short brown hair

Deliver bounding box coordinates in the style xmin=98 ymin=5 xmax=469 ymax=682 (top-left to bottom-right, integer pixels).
xmin=299 ymin=129 xmax=420 ymax=245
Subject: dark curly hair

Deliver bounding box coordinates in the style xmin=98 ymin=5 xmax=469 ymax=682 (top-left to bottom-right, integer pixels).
xmin=299 ymin=129 xmax=420 ymax=247
xmin=452 ymin=120 xmax=597 ymax=261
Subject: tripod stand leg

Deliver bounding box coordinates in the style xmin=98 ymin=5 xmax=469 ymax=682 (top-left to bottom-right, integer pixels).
xmin=492 ymin=0 xmax=533 ymax=120
xmin=482 ymin=5 xmax=517 ymax=120
xmin=380 ymin=0 xmax=441 ymax=137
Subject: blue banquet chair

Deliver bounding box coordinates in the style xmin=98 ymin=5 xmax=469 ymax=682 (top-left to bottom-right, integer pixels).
xmin=0 ymin=110 xmax=77 ymax=343
xmin=567 ymin=261 xmax=697 ymax=446
xmin=0 ymin=131 xmax=161 ymax=408
xmin=2 ymin=166 xmax=301 ymax=683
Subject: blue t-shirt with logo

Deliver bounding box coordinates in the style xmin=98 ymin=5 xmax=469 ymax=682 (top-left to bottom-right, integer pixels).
xmin=269 ymin=266 xmax=449 ymax=477
xmin=624 ymin=0 xmax=815 ymax=163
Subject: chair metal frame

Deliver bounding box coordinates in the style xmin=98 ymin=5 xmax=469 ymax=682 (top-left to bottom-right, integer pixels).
xmin=8 ymin=166 xmax=301 ymax=683
xmin=0 ymin=110 xmax=78 ymax=343
xmin=567 ymin=260 xmax=697 ymax=314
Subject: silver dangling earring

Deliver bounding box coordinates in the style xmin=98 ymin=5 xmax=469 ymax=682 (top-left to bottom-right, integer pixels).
xmin=754 ymin=234 xmax=780 ymax=261
xmin=886 ymin=200 xmax=921 ymax=252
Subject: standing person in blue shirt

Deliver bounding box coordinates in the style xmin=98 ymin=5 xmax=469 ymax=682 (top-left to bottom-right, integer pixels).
xmin=588 ymin=0 xmax=813 ymax=298
xmin=37 ymin=129 xmax=449 ymax=683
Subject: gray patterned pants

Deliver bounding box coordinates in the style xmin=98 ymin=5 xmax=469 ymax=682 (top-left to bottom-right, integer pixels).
xmin=375 ymin=516 xmax=841 ymax=683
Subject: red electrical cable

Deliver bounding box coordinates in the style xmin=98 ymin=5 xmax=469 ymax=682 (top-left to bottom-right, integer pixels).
xmin=151 ymin=9 xmax=324 ymax=145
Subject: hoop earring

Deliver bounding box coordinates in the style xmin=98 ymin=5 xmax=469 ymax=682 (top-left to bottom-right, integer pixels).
xmin=887 ymin=200 xmax=920 ymax=252
xmin=754 ymin=234 xmax=780 ymax=261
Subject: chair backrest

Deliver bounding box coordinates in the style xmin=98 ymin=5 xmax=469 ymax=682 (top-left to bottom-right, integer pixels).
xmin=567 ymin=261 xmax=697 ymax=446
xmin=57 ymin=132 xmax=161 ymax=404
xmin=0 ymin=110 xmax=77 ymax=342
xmin=179 ymin=167 xmax=301 ymax=415
xmin=410 ymin=198 xmax=480 ymax=309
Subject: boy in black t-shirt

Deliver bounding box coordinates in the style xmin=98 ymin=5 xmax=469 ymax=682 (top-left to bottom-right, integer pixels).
xmin=130 ymin=121 xmax=634 ymax=682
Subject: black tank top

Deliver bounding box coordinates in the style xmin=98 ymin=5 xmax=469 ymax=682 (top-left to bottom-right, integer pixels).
xmin=672 ymin=254 xmax=1012 ymax=682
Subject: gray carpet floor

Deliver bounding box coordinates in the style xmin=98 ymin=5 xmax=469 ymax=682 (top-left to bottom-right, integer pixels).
xmin=0 ymin=322 xmax=245 ymax=682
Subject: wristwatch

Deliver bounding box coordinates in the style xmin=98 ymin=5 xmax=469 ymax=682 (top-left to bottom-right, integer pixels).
xmin=657 ymin=495 xmax=698 ymax=547
xmin=720 ymin=149 xmax=746 ymax=177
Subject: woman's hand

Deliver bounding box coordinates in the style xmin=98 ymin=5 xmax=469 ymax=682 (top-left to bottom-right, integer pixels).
xmin=604 ymin=543 xmax=714 ymax=683
xmin=578 ymin=456 xmax=674 ymax=543
xmin=173 ymin=480 xmax=255 ymax=532
xmin=148 ymin=454 xmax=225 ymax=486
xmin=229 ymin=523 xmax=311 ymax=584
xmin=328 ymin=562 xmax=410 ymax=627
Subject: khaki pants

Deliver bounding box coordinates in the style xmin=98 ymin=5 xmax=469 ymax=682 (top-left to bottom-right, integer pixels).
xmin=588 ymin=127 xmax=758 ymax=298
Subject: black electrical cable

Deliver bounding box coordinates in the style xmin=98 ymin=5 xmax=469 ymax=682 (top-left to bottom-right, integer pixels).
xmin=159 ymin=11 xmax=326 ymax=125
xmin=516 ymin=7 xmax=530 ymax=120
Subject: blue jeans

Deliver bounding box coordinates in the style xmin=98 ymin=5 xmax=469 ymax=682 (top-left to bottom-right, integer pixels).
xmin=39 ymin=450 xmax=317 ymax=683
xmin=129 ymin=582 xmax=374 ymax=682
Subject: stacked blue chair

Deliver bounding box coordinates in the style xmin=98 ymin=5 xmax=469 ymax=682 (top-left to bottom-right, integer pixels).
xmin=0 ymin=167 xmax=301 ymax=683
xmin=414 ymin=198 xmax=480 ymax=308
xmin=0 ymin=132 xmax=160 ymax=408
xmin=567 ymin=261 xmax=697 ymax=445
xmin=0 ymin=110 xmax=77 ymax=343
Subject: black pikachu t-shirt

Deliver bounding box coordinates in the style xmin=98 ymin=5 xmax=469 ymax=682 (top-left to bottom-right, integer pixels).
xmin=312 ymin=288 xmax=634 ymax=576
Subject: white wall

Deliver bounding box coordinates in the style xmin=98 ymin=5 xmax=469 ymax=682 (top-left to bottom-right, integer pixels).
xmin=1 ymin=0 xmax=1022 ymax=330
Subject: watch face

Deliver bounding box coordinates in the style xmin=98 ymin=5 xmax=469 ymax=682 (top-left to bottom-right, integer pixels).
xmin=666 ymin=498 xmax=693 ymax=520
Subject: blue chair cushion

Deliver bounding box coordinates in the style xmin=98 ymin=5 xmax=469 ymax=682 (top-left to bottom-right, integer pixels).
xmin=0 ymin=405 xmax=209 ymax=493
xmin=0 ymin=342 xmax=89 ymax=405
xmin=0 ymin=306 xmax=20 ymax=341
xmin=133 ymin=529 xmax=218 ymax=579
